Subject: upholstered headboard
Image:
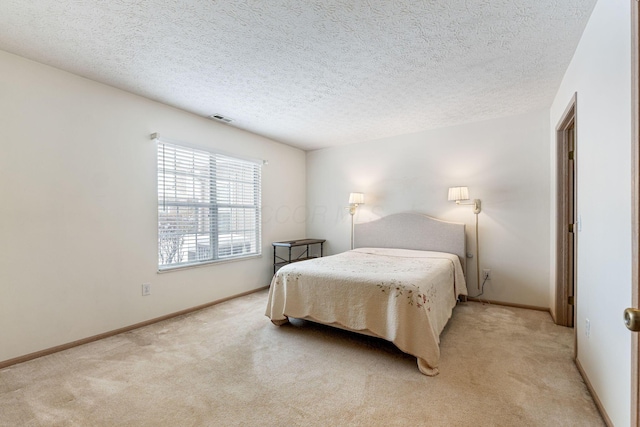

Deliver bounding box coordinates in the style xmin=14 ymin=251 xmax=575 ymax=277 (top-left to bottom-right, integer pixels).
xmin=353 ymin=212 xmax=466 ymax=272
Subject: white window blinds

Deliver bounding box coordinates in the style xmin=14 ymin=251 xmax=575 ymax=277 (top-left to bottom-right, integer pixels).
xmin=157 ymin=140 xmax=261 ymax=270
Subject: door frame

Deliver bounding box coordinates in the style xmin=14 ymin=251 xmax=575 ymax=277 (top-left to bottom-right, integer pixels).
xmin=631 ymin=1 xmax=639 ymax=425
xmin=555 ymin=93 xmax=578 ymax=330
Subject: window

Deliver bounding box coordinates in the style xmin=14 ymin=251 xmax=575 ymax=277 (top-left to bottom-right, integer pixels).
xmin=157 ymin=140 xmax=261 ymax=270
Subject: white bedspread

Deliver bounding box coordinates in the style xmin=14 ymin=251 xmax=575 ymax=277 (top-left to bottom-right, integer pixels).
xmin=265 ymin=247 xmax=468 ymax=375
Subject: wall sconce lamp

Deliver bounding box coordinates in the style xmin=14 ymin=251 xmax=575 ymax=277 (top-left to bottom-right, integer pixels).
xmin=348 ymin=192 xmax=364 ymax=249
xmin=448 ymin=186 xmax=482 ymax=291
xmin=448 ymin=186 xmax=481 ymax=214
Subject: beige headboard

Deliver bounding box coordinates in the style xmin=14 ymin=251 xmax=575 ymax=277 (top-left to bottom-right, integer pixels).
xmin=353 ymin=212 xmax=466 ymax=272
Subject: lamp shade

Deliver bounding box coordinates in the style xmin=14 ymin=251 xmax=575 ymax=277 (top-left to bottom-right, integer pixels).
xmin=348 ymin=192 xmax=365 ymax=205
xmin=448 ymin=186 xmax=469 ymax=201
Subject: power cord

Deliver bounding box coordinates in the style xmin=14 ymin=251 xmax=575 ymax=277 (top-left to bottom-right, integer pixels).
xmin=468 ymin=275 xmax=488 ymax=299
xmin=468 ymin=210 xmax=490 ymax=302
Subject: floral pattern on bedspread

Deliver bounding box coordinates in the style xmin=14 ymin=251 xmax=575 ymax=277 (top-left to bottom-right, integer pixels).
xmin=266 ymin=248 xmax=467 ymax=376
xmin=376 ymin=281 xmax=436 ymax=311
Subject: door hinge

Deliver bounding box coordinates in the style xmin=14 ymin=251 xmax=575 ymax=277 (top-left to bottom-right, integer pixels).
xmin=568 ymin=296 xmax=574 ymax=306
xmin=568 ymin=224 xmax=574 ymax=233
xmin=568 ymin=150 xmax=574 ymax=160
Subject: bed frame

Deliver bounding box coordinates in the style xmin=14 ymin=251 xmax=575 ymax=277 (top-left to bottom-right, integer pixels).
xmin=353 ymin=212 xmax=467 ymax=273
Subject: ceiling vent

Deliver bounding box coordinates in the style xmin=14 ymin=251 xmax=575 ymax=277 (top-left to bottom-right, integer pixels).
xmin=209 ymin=114 xmax=233 ymax=123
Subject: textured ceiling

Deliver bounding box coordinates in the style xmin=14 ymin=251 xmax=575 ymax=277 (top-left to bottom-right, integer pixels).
xmin=0 ymin=0 xmax=597 ymax=151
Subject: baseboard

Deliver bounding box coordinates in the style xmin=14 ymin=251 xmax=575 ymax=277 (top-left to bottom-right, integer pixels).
xmin=575 ymin=358 xmax=613 ymax=426
xmin=465 ymin=297 xmax=550 ymax=313
xmin=0 ymin=286 xmax=270 ymax=370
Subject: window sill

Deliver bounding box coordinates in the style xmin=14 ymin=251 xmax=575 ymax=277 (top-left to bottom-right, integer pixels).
xmin=157 ymin=254 xmax=262 ymax=273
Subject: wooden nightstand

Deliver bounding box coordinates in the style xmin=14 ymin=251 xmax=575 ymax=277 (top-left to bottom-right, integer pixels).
xmin=272 ymin=239 xmax=326 ymax=273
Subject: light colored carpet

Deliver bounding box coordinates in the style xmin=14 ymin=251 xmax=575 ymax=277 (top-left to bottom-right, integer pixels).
xmin=0 ymin=290 xmax=604 ymax=426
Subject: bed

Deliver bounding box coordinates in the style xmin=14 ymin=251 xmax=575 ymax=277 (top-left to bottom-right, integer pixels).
xmin=265 ymin=212 xmax=468 ymax=376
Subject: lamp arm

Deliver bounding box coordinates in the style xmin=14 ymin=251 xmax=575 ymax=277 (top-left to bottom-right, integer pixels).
xmin=456 ymin=199 xmax=481 ymax=214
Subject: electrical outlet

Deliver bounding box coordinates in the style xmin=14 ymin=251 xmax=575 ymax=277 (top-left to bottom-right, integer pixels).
xmin=585 ymin=318 xmax=590 ymax=338
xmin=142 ymin=283 xmax=151 ymax=296
xmin=482 ymin=269 xmax=491 ymax=281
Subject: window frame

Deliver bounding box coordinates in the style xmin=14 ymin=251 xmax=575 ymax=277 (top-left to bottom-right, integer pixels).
xmin=155 ymin=136 xmax=262 ymax=271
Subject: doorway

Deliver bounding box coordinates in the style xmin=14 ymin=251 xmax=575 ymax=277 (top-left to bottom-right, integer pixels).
xmin=555 ymin=93 xmax=577 ymax=330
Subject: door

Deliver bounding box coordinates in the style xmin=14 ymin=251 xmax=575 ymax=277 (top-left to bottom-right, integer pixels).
xmin=630 ymin=1 xmax=640 ymax=424
xmin=567 ymin=122 xmax=576 ymax=328
xmin=555 ymin=94 xmax=577 ymax=329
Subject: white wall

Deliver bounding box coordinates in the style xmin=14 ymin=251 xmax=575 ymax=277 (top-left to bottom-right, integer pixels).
xmin=306 ymin=109 xmax=551 ymax=308
xmin=549 ymin=1 xmax=631 ymax=425
xmin=0 ymin=50 xmax=306 ymax=363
